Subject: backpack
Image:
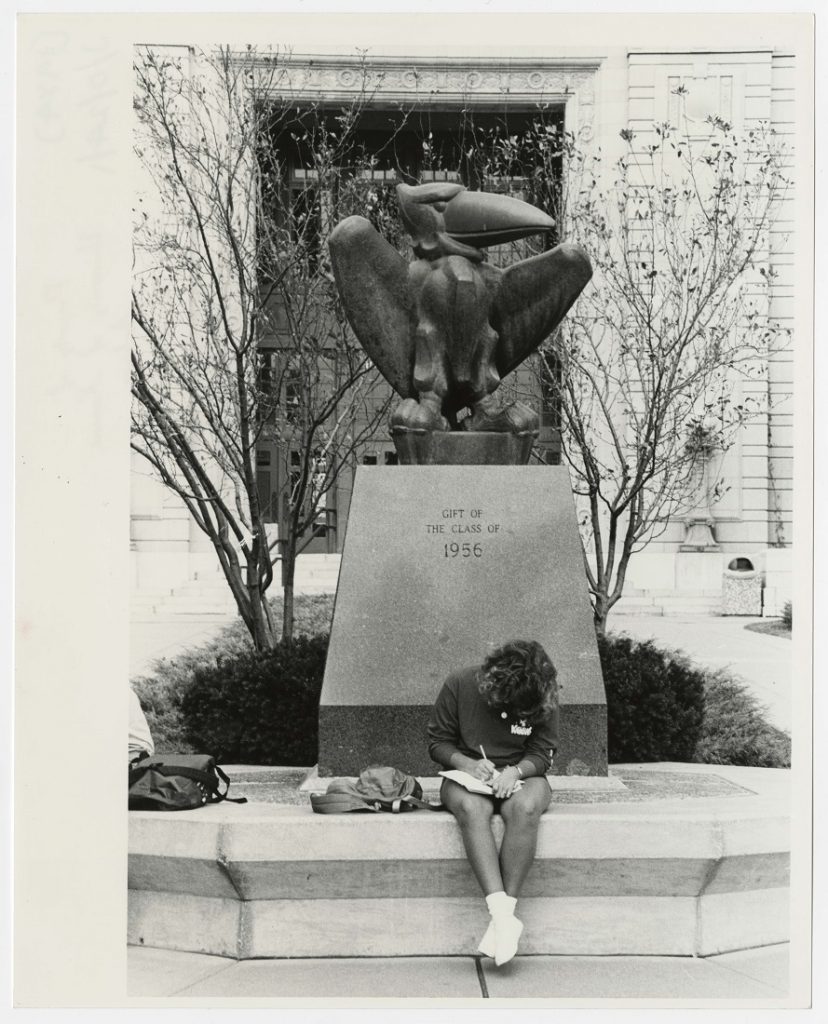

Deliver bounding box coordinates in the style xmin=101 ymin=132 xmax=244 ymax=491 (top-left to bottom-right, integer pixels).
xmin=128 ymin=754 xmax=248 ymax=811
xmin=309 ymin=766 xmax=443 ymax=814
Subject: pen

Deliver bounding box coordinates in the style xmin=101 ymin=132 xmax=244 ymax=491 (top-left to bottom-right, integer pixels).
xmin=480 ymin=745 xmax=498 ymax=783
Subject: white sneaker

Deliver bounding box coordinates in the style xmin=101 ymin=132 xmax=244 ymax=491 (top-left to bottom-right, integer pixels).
xmin=494 ymin=915 xmax=524 ymax=966
xmin=478 ymin=919 xmax=497 ymax=958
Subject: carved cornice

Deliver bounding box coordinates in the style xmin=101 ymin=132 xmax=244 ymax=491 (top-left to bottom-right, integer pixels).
xmin=244 ymin=53 xmax=599 ymax=135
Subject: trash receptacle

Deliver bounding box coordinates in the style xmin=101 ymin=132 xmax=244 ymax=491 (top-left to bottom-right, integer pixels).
xmin=722 ymin=557 xmax=763 ymax=616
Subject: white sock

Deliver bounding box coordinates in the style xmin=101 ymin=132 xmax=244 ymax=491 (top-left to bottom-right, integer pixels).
xmin=481 ymin=892 xmax=523 ymax=965
xmin=479 ymin=892 xmax=521 ymax=963
xmin=485 ymin=891 xmax=517 ymax=919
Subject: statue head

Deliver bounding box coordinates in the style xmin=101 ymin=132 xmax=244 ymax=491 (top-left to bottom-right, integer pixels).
xmin=395 ymin=181 xmax=468 ymax=259
xmin=396 ymin=181 xmax=556 ymax=260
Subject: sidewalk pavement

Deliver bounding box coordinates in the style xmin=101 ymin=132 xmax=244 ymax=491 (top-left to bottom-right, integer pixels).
xmin=130 ymin=609 xmax=792 ymax=731
xmin=128 ymin=943 xmax=790 ymax=1000
xmin=130 ymin=614 xmax=234 ymax=678
xmin=611 ymin=614 xmax=791 ymax=732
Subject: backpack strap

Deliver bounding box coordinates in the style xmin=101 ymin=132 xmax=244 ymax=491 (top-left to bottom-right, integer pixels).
xmin=213 ymin=765 xmax=248 ymax=804
xmin=310 ymin=791 xmax=380 ymax=814
xmin=402 ymin=795 xmax=445 ymax=811
xmin=374 ymin=795 xmax=445 ymax=812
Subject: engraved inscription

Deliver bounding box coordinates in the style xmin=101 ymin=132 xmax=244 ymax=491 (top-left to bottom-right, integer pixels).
xmin=426 ymin=507 xmax=502 ymax=556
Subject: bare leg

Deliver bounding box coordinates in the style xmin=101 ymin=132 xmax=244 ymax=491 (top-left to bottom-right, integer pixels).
xmin=498 ymin=777 xmax=552 ymax=897
xmin=440 ymin=779 xmax=502 ymax=895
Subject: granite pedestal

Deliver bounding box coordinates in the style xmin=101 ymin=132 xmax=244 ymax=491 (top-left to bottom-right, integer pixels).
xmin=318 ymin=465 xmax=607 ymax=776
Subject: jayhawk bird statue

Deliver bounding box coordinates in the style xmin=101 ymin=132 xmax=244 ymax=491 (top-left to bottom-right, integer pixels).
xmin=328 ymin=181 xmax=592 ymax=457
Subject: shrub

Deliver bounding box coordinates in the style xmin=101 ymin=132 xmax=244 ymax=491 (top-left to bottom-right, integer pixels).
xmin=600 ymin=632 xmax=791 ymax=769
xmin=598 ymin=634 xmax=705 ymax=762
xmin=132 ymin=674 xmax=197 ymax=753
xmin=781 ymin=601 xmax=792 ymax=630
xmin=695 ymin=669 xmax=791 ymax=767
xmin=131 ymin=592 xmax=336 ymax=753
xmin=131 ymin=619 xmax=253 ymax=752
xmin=179 ymin=634 xmax=329 ymax=765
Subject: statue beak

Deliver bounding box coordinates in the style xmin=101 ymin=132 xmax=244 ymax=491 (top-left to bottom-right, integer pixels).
xmin=443 ymin=190 xmax=555 ymax=249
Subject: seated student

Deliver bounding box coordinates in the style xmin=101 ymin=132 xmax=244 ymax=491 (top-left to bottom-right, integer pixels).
xmin=427 ymin=639 xmax=558 ymax=966
xmin=129 ymin=688 xmax=155 ymax=765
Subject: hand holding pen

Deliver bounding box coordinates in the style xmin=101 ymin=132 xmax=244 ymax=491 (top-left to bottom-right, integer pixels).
xmin=476 ymin=745 xmax=497 ymax=782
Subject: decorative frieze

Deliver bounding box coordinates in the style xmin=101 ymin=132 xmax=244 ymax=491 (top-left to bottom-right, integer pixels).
xmin=249 ymin=54 xmax=600 ymax=139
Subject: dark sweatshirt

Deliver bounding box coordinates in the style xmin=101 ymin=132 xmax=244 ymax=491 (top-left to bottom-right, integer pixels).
xmin=427 ymin=666 xmax=559 ymax=775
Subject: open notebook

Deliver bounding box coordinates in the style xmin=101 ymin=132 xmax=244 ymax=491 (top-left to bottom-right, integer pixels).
xmin=438 ymin=769 xmax=524 ymax=795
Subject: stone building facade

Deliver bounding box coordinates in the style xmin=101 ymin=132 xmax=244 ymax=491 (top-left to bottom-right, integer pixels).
xmin=131 ymin=43 xmax=795 ymax=618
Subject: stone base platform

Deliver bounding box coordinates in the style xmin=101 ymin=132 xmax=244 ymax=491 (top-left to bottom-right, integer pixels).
xmin=128 ymin=764 xmax=790 ymax=960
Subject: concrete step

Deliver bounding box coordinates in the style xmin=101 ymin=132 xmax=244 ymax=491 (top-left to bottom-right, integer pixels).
xmin=128 ymin=766 xmax=790 ymax=960
xmin=138 ymin=556 xmax=342 ymax=616
xmin=130 ymin=591 xmax=182 ymax=618
xmin=615 ymin=595 xmax=722 ymax=616
xmin=622 ymin=588 xmax=721 ymax=597
xmin=185 ymin=556 xmax=341 ymax=589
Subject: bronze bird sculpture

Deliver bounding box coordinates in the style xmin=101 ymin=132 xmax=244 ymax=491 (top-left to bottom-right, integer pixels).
xmin=328 ymin=181 xmax=592 ymax=455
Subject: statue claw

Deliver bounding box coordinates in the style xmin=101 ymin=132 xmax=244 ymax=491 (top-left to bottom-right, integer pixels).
xmin=463 ymin=400 xmax=539 ymax=435
xmin=390 ymin=398 xmax=450 ymax=433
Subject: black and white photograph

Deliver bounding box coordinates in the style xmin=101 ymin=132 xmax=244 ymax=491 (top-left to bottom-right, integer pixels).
xmin=12 ymin=5 xmax=817 ymax=1013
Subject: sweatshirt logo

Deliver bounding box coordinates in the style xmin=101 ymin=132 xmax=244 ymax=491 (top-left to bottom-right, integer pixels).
xmin=511 ymin=719 xmax=532 ymax=737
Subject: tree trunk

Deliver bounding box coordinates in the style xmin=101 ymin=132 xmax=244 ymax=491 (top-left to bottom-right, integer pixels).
xmin=281 ymin=539 xmax=297 ymax=641
xmin=248 ymin=581 xmax=277 ymax=651
xmin=283 ymin=581 xmax=295 ymax=642
xmin=592 ymin=592 xmax=610 ymax=637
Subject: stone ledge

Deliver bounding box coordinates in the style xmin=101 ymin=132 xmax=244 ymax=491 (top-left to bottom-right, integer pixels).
xmin=128 ymin=888 xmax=791 ymax=959
xmin=127 ymin=765 xmax=790 ymax=958
xmin=129 ymin=803 xmax=790 ymax=861
xmin=128 ymin=850 xmax=789 ymax=901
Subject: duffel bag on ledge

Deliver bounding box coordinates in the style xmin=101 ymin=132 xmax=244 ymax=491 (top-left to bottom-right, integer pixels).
xmin=129 ymin=754 xmax=248 ymax=811
xmin=310 ymin=766 xmax=444 ymax=814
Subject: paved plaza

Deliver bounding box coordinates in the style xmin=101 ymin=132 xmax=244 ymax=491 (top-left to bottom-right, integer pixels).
xmin=611 ymin=614 xmax=792 ymax=731
xmin=128 ymin=943 xmax=790 ymax=1000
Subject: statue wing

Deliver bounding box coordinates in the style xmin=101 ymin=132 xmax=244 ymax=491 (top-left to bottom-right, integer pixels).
xmin=328 ymin=216 xmax=415 ymax=399
xmin=492 ymin=242 xmax=593 ymax=379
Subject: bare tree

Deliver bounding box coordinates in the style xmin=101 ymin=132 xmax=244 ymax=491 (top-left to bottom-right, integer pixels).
xmin=530 ymin=106 xmax=791 ymax=633
xmin=131 ymin=45 xmax=395 ymax=646
xmin=442 ymin=106 xmax=791 ymax=632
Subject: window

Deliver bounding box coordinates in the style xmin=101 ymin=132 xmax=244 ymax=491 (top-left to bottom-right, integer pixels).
xmin=538 ymin=349 xmax=563 ymax=466
xmin=255 ymin=448 xmax=276 ymax=522
xmin=257 ymin=348 xmax=304 ymax=422
xmin=284 ymin=365 xmax=302 ymax=411
xmin=361 ymin=449 xmax=397 ymax=465
xmin=261 ymin=105 xmax=565 ymax=259
xmin=287 ymin=448 xmax=329 ymax=537
xmin=540 ymin=350 xmax=562 ymax=432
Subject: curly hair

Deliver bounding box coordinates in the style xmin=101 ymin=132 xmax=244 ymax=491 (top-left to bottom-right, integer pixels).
xmin=478 ymin=639 xmax=558 ymax=724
